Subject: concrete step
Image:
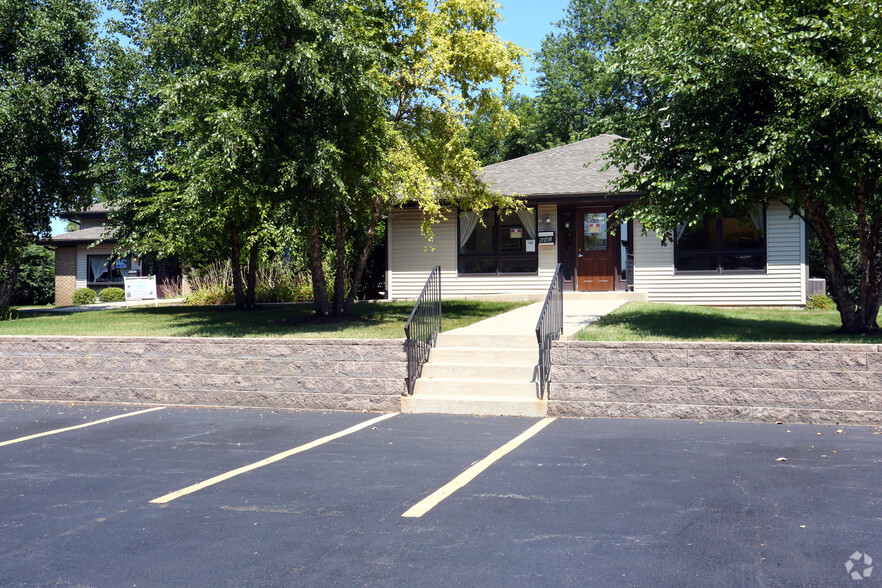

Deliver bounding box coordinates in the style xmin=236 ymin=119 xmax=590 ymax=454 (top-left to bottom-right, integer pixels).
xmin=401 ymin=394 xmax=547 ymax=417
xmin=563 ymin=291 xmax=647 ymax=301
xmin=420 ymin=362 xmax=536 ymax=381
xmin=436 ymin=333 xmax=537 ymax=349
xmin=428 ymin=347 xmax=537 ymax=365
xmin=413 ymin=377 xmax=538 ymax=398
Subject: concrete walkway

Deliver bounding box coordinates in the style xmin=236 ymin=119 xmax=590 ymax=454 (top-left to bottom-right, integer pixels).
xmin=19 ymin=298 xmax=186 ymax=313
xmin=444 ymin=296 xmax=631 ymax=340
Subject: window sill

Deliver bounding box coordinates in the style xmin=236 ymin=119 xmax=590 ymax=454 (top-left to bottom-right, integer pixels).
xmin=672 ymin=270 xmax=768 ymax=276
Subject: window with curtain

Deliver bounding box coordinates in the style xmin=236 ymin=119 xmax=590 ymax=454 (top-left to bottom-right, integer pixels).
xmin=458 ymin=208 xmax=538 ymax=274
xmin=673 ymin=208 xmax=766 ymax=272
xmin=87 ymin=254 xmax=130 ymax=284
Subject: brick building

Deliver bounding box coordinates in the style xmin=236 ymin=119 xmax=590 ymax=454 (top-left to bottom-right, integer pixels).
xmin=45 ymin=204 xmax=185 ymax=306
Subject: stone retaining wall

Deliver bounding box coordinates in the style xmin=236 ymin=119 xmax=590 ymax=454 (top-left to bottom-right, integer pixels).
xmin=550 ymin=341 xmax=882 ymax=425
xmin=0 ymin=337 xmax=406 ymax=412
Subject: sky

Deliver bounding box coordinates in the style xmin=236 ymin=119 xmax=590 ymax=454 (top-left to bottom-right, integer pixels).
xmin=51 ymin=0 xmax=572 ymax=235
xmin=496 ymin=0 xmax=572 ymax=96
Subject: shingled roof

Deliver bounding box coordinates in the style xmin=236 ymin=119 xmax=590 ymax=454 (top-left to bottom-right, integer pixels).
xmin=43 ymin=225 xmax=114 ymax=245
xmin=480 ymin=134 xmax=628 ymax=198
xmin=59 ymin=202 xmax=111 ymax=220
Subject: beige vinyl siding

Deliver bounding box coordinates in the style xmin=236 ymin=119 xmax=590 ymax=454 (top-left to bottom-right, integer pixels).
xmin=76 ymin=244 xmax=117 ymax=290
xmin=632 ymin=201 xmax=807 ymax=305
xmin=387 ymin=205 xmax=558 ymax=298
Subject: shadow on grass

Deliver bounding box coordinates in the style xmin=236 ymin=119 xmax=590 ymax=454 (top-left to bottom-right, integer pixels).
xmin=6 ymin=300 xmax=525 ymax=338
xmin=585 ymin=305 xmax=882 ymax=343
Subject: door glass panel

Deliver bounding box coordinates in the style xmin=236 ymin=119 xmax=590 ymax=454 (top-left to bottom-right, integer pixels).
xmin=583 ymin=212 xmax=608 ymax=251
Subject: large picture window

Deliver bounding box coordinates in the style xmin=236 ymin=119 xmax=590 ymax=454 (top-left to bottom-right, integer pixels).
xmin=87 ymin=254 xmax=130 ymax=284
xmin=674 ymin=209 xmax=766 ymax=272
xmin=458 ymin=208 xmax=538 ymax=274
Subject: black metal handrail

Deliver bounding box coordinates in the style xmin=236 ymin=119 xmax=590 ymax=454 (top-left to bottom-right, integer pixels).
xmin=404 ymin=266 xmax=442 ymax=395
xmin=535 ymin=263 xmax=563 ymax=399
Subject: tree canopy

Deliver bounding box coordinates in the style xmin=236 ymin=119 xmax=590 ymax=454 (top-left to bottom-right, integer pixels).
xmin=105 ymin=0 xmax=525 ymax=313
xmin=533 ymin=0 xmax=649 ymax=144
xmin=0 ymin=0 xmax=102 ymax=305
xmin=608 ymin=0 xmax=882 ymax=333
xmin=465 ymin=0 xmax=649 ymax=165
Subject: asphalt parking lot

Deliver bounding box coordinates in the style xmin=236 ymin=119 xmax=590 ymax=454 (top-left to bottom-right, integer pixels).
xmin=1 ymin=403 xmax=880 ymax=587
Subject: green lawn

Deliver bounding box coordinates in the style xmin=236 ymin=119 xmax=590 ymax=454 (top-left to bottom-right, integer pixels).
xmin=575 ymin=302 xmax=882 ymax=343
xmin=0 ymin=300 xmax=529 ymax=339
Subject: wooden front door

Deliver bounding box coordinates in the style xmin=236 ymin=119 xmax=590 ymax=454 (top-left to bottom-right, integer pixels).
xmin=576 ymin=208 xmax=616 ymax=291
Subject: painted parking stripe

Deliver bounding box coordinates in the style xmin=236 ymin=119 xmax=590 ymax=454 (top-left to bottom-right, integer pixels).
xmin=151 ymin=412 xmax=399 ymax=505
xmin=0 ymin=406 xmax=167 ymax=447
xmin=402 ymin=416 xmax=556 ymax=518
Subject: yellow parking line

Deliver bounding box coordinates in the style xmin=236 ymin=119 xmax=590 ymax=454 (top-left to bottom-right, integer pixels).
xmin=151 ymin=412 xmax=399 ymax=505
xmin=0 ymin=406 xmax=167 ymax=447
xmin=402 ymin=416 xmax=556 ymax=518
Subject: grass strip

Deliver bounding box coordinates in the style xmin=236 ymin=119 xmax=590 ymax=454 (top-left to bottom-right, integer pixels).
xmin=575 ymin=302 xmax=882 ymax=343
xmin=0 ymin=300 xmax=530 ymax=339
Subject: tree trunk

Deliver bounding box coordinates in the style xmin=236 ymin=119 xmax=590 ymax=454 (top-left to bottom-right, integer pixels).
xmin=854 ymin=190 xmax=882 ymax=332
xmin=332 ymin=215 xmax=346 ymax=314
xmin=245 ymin=241 xmax=259 ymax=309
xmin=0 ymin=260 xmax=19 ymax=307
xmin=309 ymin=225 xmax=330 ymax=316
xmin=805 ymin=200 xmax=880 ymax=333
xmin=230 ymin=224 xmax=247 ymax=310
xmin=344 ymin=193 xmax=383 ymax=313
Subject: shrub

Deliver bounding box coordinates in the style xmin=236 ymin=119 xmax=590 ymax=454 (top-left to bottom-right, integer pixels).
xmin=185 ymin=258 xmax=313 ymax=305
xmin=71 ymin=288 xmax=97 ymax=305
xmin=185 ymin=285 xmax=234 ymax=306
xmin=0 ymin=305 xmax=18 ymax=321
xmin=98 ymin=287 xmax=126 ymax=303
xmin=806 ymin=294 xmax=835 ymax=310
xmin=253 ymin=260 xmax=313 ymax=303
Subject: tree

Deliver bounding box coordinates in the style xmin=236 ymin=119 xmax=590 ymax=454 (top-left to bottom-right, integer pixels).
xmin=466 ymin=94 xmax=541 ymax=166
xmin=302 ymin=0 xmax=528 ymax=315
xmin=0 ymin=0 xmax=102 ymax=305
xmin=13 ymin=244 xmax=54 ymax=306
xmin=607 ymin=0 xmax=882 ymax=333
xmin=106 ymin=0 xmax=525 ymax=315
xmin=532 ymin=0 xmax=649 ymax=146
xmin=105 ymin=0 xmax=394 ymax=310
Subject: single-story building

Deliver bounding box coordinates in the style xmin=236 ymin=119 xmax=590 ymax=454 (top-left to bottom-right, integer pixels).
xmin=45 ymin=203 xmax=184 ymax=306
xmin=386 ymin=134 xmax=808 ymax=305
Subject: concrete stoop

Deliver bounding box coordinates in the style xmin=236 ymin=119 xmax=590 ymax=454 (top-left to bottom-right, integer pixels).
xmin=401 ymin=334 xmax=547 ymax=417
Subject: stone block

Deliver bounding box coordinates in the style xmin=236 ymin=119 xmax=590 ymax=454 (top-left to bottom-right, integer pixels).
xmin=816 ymin=390 xmax=869 ymax=411
xmin=561 ymin=347 xmax=606 ymax=366
xmin=730 ymin=388 xmax=818 ymax=409
xmin=692 ymin=387 xmax=735 ymax=407
xmin=551 ymin=342 xmax=568 ymax=365
xmin=866 ymin=353 xmax=882 ymax=372
xmin=752 ymin=370 xmax=800 ymax=390
xmin=687 ymin=350 xmax=730 ymax=368
xmin=730 ymin=350 xmax=777 ymax=369
xmin=0 ymin=357 xmax=22 ymax=370
xmin=798 ymin=370 xmax=877 ymax=391
xmin=796 ymin=409 xmax=882 ymax=426
xmin=816 ymin=352 xmax=868 ymax=371
xmin=606 ymin=348 xmax=688 ymax=368
xmin=666 ymin=368 xmax=752 ymax=388
xmin=607 ymin=385 xmax=690 ymax=405
xmin=773 ymin=351 xmax=819 ymax=370
xmin=549 ymin=383 xmax=606 ymax=402
xmin=546 ymin=400 xmax=585 ymax=417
